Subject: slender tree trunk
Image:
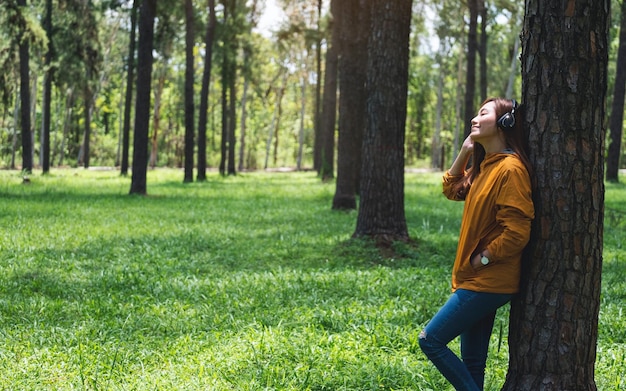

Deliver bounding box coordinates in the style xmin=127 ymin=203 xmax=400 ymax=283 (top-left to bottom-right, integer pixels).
xmin=333 ymin=0 xmax=369 ymax=210
xmin=463 ymin=0 xmax=479 ymax=137
xmin=197 ymin=0 xmax=216 ymax=181
xmin=150 ymin=69 xmax=166 ymax=168
xmin=297 ymin=74 xmax=306 ymax=171
xmin=227 ymin=65 xmax=237 ymax=176
xmin=319 ymin=0 xmax=339 ymax=180
xmin=82 ymin=81 xmax=92 ymax=168
xmin=479 ymin=0 xmax=487 ymax=101
xmin=121 ymin=0 xmax=138 ymax=176
xmin=183 ymin=0 xmax=195 ymax=182
xmin=264 ymin=73 xmax=286 ymax=170
xmin=313 ymin=0 xmax=323 ymax=172
xmin=42 ymin=0 xmax=52 ymax=174
xmin=129 ymin=0 xmax=156 ymax=195
xmin=606 ymin=0 xmax=626 ymax=182
xmin=18 ymin=0 xmax=32 ymax=174
xmin=354 ymin=0 xmax=412 ymax=242
xmin=503 ymin=1 xmax=608 ymax=389
xmin=238 ymin=68 xmax=249 ymax=172
xmin=219 ymin=57 xmax=228 ymax=176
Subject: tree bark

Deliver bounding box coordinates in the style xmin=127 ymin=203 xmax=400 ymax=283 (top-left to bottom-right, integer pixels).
xmin=18 ymin=0 xmax=33 ymax=174
xmin=183 ymin=0 xmax=195 ymax=182
xmin=313 ymin=0 xmax=323 ymax=172
xmin=463 ymin=0 xmax=479 ymax=137
xmin=606 ymin=0 xmax=626 ymax=182
xmin=42 ymin=0 xmax=53 ymax=173
xmin=129 ymin=0 xmax=156 ymax=195
xmin=197 ymin=0 xmax=216 ymax=181
xmin=121 ymin=0 xmax=138 ymax=176
xmin=503 ymin=1 xmax=608 ymax=389
xmin=353 ymin=0 xmax=412 ymax=242
xmin=332 ymin=0 xmax=369 ymax=210
xmin=319 ymin=0 xmax=339 ymax=181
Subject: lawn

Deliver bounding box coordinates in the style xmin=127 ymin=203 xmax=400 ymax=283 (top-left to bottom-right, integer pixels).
xmin=0 ymin=168 xmax=624 ymax=390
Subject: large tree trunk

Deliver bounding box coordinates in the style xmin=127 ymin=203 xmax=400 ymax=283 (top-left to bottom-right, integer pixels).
xmin=197 ymin=0 xmax=216 ymax=181
xmin=129 ymin=0 xmax=156 ymax=195
xmin=353 ymin=0 xmax=412 ymax=242
xmin=319 ymin=0 xmax=339 ymax=181
xmin=503 ymin=1 xmax=608 ymax=389
xmin=332 ymin=0 xmax=369 ymax=210
xmin=606 ymin=0 xmax=626 ymax=182
xmin=121 ymin=0 xmax=138 ymax=176
xmin=183 ymin=0 xmax=195 ymax=183
xmin=18 ymin=0 xmax=32 ymax=174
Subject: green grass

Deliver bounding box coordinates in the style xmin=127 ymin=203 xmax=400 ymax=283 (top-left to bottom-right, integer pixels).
xmin=0 ymin=168 xmax=624 ymax=390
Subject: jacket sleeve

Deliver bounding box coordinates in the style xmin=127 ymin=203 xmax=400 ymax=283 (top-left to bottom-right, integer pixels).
xmin=487 ymin=165 xmax=534 ymax=260
xmin=442 ymin=171 xmax=469 ymax=201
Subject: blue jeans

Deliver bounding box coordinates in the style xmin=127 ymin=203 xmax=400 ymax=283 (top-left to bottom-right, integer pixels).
xmin=419 ymin=289 xmax=512 ymax=391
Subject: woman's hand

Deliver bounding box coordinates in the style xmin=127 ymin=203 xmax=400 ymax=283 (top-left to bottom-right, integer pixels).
xmin=460 ymin=135 xmax=474 ymax=155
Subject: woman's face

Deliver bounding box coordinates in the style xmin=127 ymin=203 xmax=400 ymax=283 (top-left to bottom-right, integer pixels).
xmin=469 ymin=101 xmax=501 ymax=142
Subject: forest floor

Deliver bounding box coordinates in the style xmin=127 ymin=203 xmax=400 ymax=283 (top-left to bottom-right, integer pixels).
xmin=0 ymin=168 xmax=624 ymax=390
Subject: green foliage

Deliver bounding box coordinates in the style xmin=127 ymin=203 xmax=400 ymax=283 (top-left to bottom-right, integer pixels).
xmin=0 ymin=169 xmax=623 ymax=390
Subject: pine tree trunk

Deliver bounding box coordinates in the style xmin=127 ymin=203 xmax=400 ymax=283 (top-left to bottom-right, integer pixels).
xmin=353 ymin=0 xmax=412 ymax=242
xmin=197 ymin=0 xmax=216 ymax=181
xmin=18 ymin=0 xmax=32 ymax=174
xmin=121 ymin=0 xmax=138 ymax=176
xmin=319 ymin=0 xmax=339 ymax=181
xmin=183 ymin=0 xmax=195 ymax=183
xmin=332 ymin=0 xmax=369 ymax=210
xmin=129 ymin=0 xmax=156 ymax=195
xmin=503 ymin=1 xmax=608 ymax=389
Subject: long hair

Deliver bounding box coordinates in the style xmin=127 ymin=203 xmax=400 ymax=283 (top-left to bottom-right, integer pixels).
xmin=451 ymin=97 xmax=533 ymax=199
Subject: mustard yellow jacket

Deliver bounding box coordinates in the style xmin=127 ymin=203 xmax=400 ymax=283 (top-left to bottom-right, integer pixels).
xmin=443 ymin=152 xmax=534 ymax=294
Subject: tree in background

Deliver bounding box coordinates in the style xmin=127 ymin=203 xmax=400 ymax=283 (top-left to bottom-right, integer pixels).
xmin=197 ymin=0 xmax=217 ymax=181
xmin=120 ymin=0 xmax=138 ymax=176
xmin=504 ymin=0 xmax=608 ymax=388
xmin=41 ymin=0 xmax=53 ymax=174
xmin=463 ymin=0 xmax=479 ymax=137
xmin=332 ymin=0 xmax=369 ymax=210
xmin=18 ymin=0 xmax=33 ymax=174
xmin=183 ymin=0 xmax=195 ymax=183
xmin=354 ymin=0 xmax=412 ymax=242
xmin=129 ymin=0 xmax=156 ymax=195
xmin=318 ymin=0 xmax=338 ymax=181
xmin=606 ymin=0 xmax=626 ymax=182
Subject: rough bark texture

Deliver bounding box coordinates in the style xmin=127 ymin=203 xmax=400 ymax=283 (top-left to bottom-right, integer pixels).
xmin=503 ymin=1 xmax=608 ymax=389
xmin=332 ymin=0 xmax=369 ymax=210
xmin=353 ymin=0 xmax=412 ymax=241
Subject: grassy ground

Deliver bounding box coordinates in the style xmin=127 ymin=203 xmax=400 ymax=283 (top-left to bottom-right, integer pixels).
xmin=0 ymin=168 xmax=624 ymax=390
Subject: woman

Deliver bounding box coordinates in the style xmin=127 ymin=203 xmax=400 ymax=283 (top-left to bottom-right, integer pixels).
xmin=419 ymin=98 xmax=535 ymax=390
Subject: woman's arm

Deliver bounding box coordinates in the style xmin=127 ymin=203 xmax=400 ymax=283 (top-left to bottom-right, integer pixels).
xmin=448 ymin=135 xmax=474 ymax=176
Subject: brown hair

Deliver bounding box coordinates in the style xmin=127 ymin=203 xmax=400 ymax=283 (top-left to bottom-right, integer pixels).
xmin=451 ymin=97 xmax=533 ymax=199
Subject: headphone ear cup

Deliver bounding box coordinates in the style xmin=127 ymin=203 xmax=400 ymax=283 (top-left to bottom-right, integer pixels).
xmin=497 ymin=113 xmax=515 ymax=130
